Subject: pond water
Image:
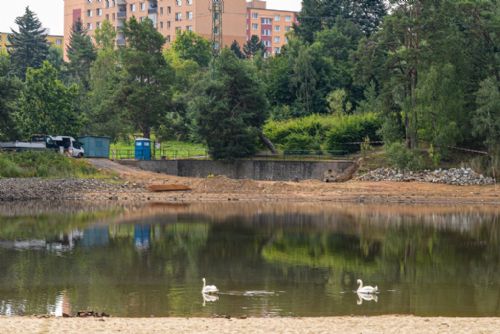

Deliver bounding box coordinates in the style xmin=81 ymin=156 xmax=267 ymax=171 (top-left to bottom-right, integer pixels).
xmin=0 ymin=203 xmax=499 ymax=317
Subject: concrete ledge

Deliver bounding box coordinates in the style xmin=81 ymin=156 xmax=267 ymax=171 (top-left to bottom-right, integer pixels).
xmin=118 ymin=159 xmax=354 ymax=181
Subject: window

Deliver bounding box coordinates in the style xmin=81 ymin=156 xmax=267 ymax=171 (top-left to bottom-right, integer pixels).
xmin=252 ymin=23 xmax=258 ymax=30
xmin=274 ymin=25 xmax=280 ymax=32
xmin=56 ymin=39 xmax=62 ymax=45
xmin=160 ymin=7 xmax=163 ymax=15
xmin=186 ymin=11 xmax=193 ymax=20
xmin=187 ymin=0 xmax=192 ymax=4
xmin=167 ymin=21 xmax=171 ymax=28
xmin=87 ymin=0 xmax=93 ymax=3
xmin=87 ymin=9 xmax=93 ymax=17
xmin=274 ymin=47 xmax=281 ymax=54
xmin=112 ymin=13 xmax=115 ymax=20
xmin=274 ymin=15 xmax=280 ymax=22
xmin=262 ymin=29 xmax=271 ymax=36
xmin=285 ymin=15 xmax=291 ymax=22
xmin=175 ymin=12 xmax=182 ymax=21
xmin=261 ymin=18 xmax=271 ymax=25
xmin=106 ymin=13 xmax=109 ymax=20
xmin=87 ymin=23 xmax=93 ymax=30
xmin=263 ymin=40 xmax=271 ymax=47
xmin=130 ymin=4 xmax=136 ymax=12
xmin=274 ymin=36 xmax=280 ymax=43
xmin=167 ymin=6 xmax=171 ymax=14
xmin=97 ymin=8 xmax=102 ymax=16
xmin=96 ymin=21 xmax=101 ymax=28
xmin=141 ymin=2 xmax=146 ymax=11
xmin=186 ymin=25 xmax=193 ymax=31
xmin=176 ymin=0 xmax=182 ymax=6
xmin=105 ymin=0 xmax=110 ymax=8
xmin=160 ymin=21 xmax=163 ymax=29
xmin=176 ymin=27 xmax=181 ymax=34
xmin=252 ymin=12 xmax=258 ymax=19
xmin=166 ymin=35 xmax=171 ymax=42
xmin=285 ymin=26 xmax=291 ymax=32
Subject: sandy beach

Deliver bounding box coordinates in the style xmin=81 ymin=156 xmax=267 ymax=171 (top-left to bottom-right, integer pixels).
xmin=1 ymin=316 xmax=500 ymax=334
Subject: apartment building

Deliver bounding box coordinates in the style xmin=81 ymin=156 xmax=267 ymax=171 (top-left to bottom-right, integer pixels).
xmin=246 ymin=0 xmax=298 ymax=56
xmin=0 ymin=32 xmax=64 ymax=51
xmin=64 ymin=0 xmax=247 ymax=57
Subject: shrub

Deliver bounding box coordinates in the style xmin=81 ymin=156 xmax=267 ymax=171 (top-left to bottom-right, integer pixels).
xmin=385 ymin=142 xmax=424 ymax=171
xmin=264 ymin=113 xmax=381 ymax=155
xmin=325 ymin=113 xmax=382 ymax=154
xmin=283 ymin=133 xmax=321 ymax=155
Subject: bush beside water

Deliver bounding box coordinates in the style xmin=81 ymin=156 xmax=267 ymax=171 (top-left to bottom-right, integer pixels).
xmin=0 ymin=151 xmax=99 ymax=178
xmin=264 ymin=113 xmax=382 ymax=155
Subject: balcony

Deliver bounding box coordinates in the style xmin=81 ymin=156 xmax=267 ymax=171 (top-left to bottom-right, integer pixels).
xmin=116 ymin=38 xmax=126 ymax=46
xmin=117 ymin=11 xmax=127 ymax=19
xmin=116 ymin=0 xmax=126 ymax=5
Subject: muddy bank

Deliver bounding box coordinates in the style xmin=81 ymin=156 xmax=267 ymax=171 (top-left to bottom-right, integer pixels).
xmin=0 ymin=316 xmax=499 ymax=334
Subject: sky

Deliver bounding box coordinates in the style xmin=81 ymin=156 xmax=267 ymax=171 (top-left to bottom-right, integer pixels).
xmin=0 ymin=0 xmax=302 ymax=36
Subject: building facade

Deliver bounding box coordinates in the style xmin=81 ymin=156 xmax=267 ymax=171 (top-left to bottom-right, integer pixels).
xmin=63 ymin=0 xmax=249 ymax=57
xmin=0 ymin=32 xmax=64 ymax=52
xmin=246 ymin=0 xmax=298 ymax=56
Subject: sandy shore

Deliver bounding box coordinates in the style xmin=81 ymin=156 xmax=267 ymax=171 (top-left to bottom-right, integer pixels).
xmin=1 ymin=316 xmax=500 ymax=334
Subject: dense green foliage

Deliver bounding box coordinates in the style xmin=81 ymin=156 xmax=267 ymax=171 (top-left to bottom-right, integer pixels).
xmin=7 ymin=7 xmax=49 ymax=78
xmin=16 ymin=61 xmax=82 ymax=137
xmin=66 ymin=19 xmax=96 ymax=90
xmin=192 ymin=49 xmax=268 ymax=160
xmin=0 ymin=1 xmax=498 ymax=164
xmin=264 ymin=113 xmax=381 ymax=154
xmin=0 ymin=151 xmax=99 ymax=178
xmin=0 ymin=53 xmax=21 ymax=140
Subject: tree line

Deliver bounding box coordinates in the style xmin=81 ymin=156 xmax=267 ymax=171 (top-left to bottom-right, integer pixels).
xmin=0 ymin=2 xmax=498 ymax=163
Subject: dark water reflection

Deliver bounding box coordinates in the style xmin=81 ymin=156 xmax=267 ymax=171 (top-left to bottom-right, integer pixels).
xmin=0 ymin=203 xmax=499 ymax=317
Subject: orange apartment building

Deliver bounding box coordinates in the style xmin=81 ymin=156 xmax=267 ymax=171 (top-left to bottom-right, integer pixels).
xmin=63 ymin=0 xmax=248 ymax=57
xmin=63 ymin=0 xmax=297 ymax=57
xmin=246 ymin=0 xmax=298 ymax=56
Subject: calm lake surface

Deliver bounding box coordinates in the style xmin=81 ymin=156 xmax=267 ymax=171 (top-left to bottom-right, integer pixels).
xmin=0 ymin=202 xmax=499 ymax=317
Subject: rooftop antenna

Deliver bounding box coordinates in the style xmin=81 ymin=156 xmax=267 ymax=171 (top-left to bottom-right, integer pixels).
xmin=209 ymin=0 xmax=224 ymax=56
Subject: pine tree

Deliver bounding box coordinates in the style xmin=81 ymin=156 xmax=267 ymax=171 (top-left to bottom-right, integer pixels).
xmin=8 ymin=7 xmax=49 ymax=78
xmin=67 ymin=19 xmax=96 ymax=90
xmin=230 ymin=40 xmax=245 ymax=59
xmin=243 ymin=35 xmax=266 ymax=58
xmin=192 ymin=49 xmax=269 ymax=160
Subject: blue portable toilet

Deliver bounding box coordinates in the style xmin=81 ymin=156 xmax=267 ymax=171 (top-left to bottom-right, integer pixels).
xmin=135 ymin=138 xmax=151 ymax=160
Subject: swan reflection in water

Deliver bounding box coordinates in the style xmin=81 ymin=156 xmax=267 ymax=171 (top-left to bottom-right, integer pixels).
xmin=356 ymin=292 xmax=378 ymax=305
xmin=202 ymin=293 xmax=219 ymax=307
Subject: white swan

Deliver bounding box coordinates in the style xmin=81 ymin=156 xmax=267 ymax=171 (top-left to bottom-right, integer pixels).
xmin=202 ymin=278 xmax=219 ymax=294
xmin=356 ymin=279 xmax=378 ymax=294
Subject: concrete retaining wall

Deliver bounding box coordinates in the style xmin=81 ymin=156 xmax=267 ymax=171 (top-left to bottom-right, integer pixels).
xmin=119 ymin=159 xmax=354 ymax=181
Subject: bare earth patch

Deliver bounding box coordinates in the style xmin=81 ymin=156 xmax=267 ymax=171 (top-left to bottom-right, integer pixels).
xmin=85 ymin=159 xmax=500 ymax=205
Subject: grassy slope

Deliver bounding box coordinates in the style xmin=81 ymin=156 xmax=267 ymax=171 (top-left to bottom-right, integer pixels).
xmin=0 ymin=151 xmax=113 ymax=178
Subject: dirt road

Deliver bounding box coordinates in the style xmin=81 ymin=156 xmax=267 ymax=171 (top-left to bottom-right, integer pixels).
xmin=87 ymin=159 xmax=500 ymax=205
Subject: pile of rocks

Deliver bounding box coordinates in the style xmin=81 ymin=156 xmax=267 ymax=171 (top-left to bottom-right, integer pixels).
xmin=357 ymin=167 xmax=496 ymax=186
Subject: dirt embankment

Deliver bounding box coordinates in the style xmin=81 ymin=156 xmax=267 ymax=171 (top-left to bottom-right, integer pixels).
xmin=0 ymin=159 xmax=498 ymax=205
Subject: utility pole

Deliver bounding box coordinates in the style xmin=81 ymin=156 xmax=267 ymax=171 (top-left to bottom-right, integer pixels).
xmin=210 ymin=0 xmax=224 ymax=56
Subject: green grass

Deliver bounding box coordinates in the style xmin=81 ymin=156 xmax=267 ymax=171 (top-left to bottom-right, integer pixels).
xmin=0 ymin=151 xmax=113 ymax=179
xmin=110 ymin=140 xmax=207 ymax=159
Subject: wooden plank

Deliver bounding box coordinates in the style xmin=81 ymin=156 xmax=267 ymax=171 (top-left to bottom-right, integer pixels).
xmin=148 ymin=184 xmax=191 ymax=192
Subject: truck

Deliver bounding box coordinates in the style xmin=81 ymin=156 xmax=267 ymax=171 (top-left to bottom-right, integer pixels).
xmin=0 ymin=135 xmax=85 ymax=158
